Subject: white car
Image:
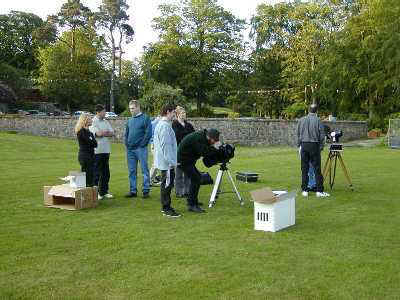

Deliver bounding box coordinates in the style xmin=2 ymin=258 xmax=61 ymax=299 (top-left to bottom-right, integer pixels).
xmin=105 ymin=112 xmax=118 ymax=119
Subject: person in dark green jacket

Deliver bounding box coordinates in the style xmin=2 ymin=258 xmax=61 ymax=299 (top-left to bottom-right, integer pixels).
xmin=177 ymin=129 xmax=220 ymax=213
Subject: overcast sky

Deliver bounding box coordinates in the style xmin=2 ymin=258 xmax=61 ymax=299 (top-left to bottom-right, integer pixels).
xmin=0 ymin=0 xmax=284 ymax=60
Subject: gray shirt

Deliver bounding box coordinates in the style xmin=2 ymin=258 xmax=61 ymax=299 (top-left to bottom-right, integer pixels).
xmin=297 ymin=113 xmax=325 ymax=149
xmin=89 ymin=116 xmax=114 ymax=154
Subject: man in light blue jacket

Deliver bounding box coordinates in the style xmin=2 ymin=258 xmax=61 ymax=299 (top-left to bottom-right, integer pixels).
xmin=153 ymin=103 xmax=181 ymax=217
xmin=125 ymin=100 xmax=152 ymax=198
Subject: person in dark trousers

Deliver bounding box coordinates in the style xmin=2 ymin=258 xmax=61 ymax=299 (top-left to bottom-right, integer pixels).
xmin=177 ymin=128 xmax=220 ymax=213
xmin=90 ymin=104 xmax=114 ymax=200
xmin=75 ymin=113 xmax=97 ymax=187
xmin=297 ymin=104 xmax=330 ymax=198
xmin=172 ymin=106 xmax=195 ymax=198
xmin=153 ymin=103 xmax=181 ymax=217
xmin=125 ymin=100 xmax=152 ymax=198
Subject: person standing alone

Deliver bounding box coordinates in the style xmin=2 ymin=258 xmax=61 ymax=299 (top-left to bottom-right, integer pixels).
xmin=297 ymin=104 xmax=330 ymax=197
xmin=125 ymin=100 xmax=152 ymax=198
xmin=90 ymin=104 xmax=114 ymax=200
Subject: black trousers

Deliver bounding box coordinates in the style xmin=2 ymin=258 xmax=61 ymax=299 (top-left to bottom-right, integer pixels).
xmin=78 ymin=153 xmax=95 ymax=187
xmin=179 ymin=164 xmax=201 ymax=207
xmin=300 ymin=142 xmax=324 ymax=192
xmin=160 ymin=169 xmax=175 ymax=211
xmin=94 ymin=153 xmax=110 ymax=196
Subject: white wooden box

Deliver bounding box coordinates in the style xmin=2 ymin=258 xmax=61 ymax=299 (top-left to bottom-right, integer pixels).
xmin=254 ymin=191 xmax=296 ymax=232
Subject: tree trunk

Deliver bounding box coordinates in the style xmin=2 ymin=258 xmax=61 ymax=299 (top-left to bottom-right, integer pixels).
xmin=110 ymin=29 xmax=116 ymax=113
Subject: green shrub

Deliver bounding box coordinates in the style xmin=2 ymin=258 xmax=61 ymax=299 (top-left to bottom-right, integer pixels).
xmin=283 ymin=102 xmax=307 ymax=119
xmin=188 ymin=105 xmax=215 ymax=117
xmin=228 ymin=112 xmax=240 ymax=119
xmin=140 ymin=82 xmax=187 ymax=116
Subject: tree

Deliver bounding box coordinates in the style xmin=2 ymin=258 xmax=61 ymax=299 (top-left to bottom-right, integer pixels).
xmin=96 ymin=0 xmax=134 ymax=112
xmin=37 ymin=29 xmax=108 ymax=111
xmin=48 ymin=0 xmax=93 ymax=62
xmin=148 ymin=0 xmax=245 ymax=110
xmin=0 ymin=11 xmax=53 ymax=76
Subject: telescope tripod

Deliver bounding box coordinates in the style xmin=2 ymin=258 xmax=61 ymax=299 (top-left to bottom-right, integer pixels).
xmin=323 ymin=150 xmax=353 ymax=190
xmin=208 ymin=163 xmax=244 ymax=208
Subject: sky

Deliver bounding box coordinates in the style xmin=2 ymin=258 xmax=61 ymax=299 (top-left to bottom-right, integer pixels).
xmin=0 ymin=0 xmax=283 ymax=60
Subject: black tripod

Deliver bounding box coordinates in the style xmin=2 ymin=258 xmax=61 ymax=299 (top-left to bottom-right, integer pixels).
xmin=208 ymin=162 xmax=244 ymax=208
xmin=322 ymin=146 xmax=353 ymax=190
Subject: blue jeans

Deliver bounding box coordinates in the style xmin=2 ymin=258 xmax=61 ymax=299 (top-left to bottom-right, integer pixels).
xmin=127 ymin=147 xmax=150 ymax=194
xmin=308 ymin=163 xmax=316 ymax=189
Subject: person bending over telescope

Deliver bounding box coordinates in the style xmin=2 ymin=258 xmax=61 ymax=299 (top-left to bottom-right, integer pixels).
xmin=177 ymin=128 xmax=220 ymax=213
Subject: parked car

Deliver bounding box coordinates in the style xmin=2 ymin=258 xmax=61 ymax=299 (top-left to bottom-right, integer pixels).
xmin=27 ymin=110 xmax=46 ymax=116
xmin=73 ymin=111 xmax=92 ymax=116
xmin=62 ymin=111 xmax=71 ymax=116
xmin=18 ymin=110 xmax=29 ymax=115
xmin=105 ymin=112 xmax=118 ymax=119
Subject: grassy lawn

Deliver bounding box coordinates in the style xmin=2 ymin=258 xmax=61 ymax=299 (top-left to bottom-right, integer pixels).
xmin=0 ymin=132 xmax=399 ymax=299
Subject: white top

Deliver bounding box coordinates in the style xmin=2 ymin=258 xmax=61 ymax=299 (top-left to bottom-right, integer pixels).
xmin=153 ymin=118 xmax=177 ymax=170
xmin=89 ymin=116 xmax=114 ymax=154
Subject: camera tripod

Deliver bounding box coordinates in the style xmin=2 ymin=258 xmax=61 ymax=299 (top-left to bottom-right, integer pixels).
xmin=208 ymin=162 xmax=244 ymax=208
xmin=322 ymin=146 xmax=353 ymax=190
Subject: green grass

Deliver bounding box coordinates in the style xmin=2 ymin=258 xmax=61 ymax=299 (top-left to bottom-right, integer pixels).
xmin=0 ymin=132 xmax=399 ymax=299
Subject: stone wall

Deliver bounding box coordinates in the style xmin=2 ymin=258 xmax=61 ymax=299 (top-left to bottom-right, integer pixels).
xmin=0 ymin=116 xmax=367 ymax=146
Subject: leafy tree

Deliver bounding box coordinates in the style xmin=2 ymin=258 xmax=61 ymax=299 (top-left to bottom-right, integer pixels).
xmin=147 ymin=0 xmax=245 ymax=110
xmin=37 ymin=29 xmax=108 ymax=111
xmin=0 ymin=11 xmax=53 ymax=76
xmin=48 ymin=0 xmax=93 ymax=62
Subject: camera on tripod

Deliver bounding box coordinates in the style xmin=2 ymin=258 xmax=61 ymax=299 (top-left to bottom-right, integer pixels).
xmin=217 ymin=143 xmax=235 ymax=164
xmin=326 ymin=129 xmax=343 ymax=151
xmin=203 ymin=143 xmax=235 ymax=167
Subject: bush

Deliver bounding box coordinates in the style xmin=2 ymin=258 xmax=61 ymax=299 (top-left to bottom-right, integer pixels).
xmin=228 ymin=112 xmax=240 ymax=119
xmin=283 ymin=102 xmax=307 ymax=119
xmin=188 ymin=105 xmax=215 ymax=117
xmin=140 ymin=82 xmax=187 ymax=116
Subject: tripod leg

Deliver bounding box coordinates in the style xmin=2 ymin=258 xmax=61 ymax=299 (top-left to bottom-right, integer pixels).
xmin=323 ymin=153 xmax=331 ymax=178
xmin=226 ymin=170 xmax=244 ymax=206
xmin=337 ymin=154 xmax=353 ymax=189
xmin=330 ymin=154 xmax=338 ymax=189
xmin=209 ymin=170 xmax=223 ymax=208
xmin=323 ymin=153 xmax=332 ymax=181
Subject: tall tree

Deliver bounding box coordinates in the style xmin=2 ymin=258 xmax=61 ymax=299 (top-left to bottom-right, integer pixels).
xmin=0 ymin=11 xmax=54 ymax=76
xmin=48 ymin=0 xmax=93 ymax=62
xmin=37 ymin=29 xmax=107 ymax=111
xmin=148 ymin=0 xmax=245 ymax=111
xmin=96 ymin=0 xmax=134 ymax=112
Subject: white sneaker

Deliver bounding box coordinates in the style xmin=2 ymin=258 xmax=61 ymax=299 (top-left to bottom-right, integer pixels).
xmin=104 ymin=193 xmax=113 ymax=199
xmin=316 ymin=192 xmax=330 ymax=197
xmin=302 ymin=191 xmax=309 ymax=197
xmin=98 ymin=194 xmax=103 ymax=200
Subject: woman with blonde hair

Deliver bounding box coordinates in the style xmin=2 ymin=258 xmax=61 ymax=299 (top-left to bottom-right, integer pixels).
xmin=172 ymin=106 xmax=195 ymax=198
xmin=75 ymin=113 xmax=97 ymax=187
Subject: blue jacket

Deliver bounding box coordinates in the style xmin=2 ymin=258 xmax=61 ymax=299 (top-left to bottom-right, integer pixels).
xmin=125 ymin=113 xmax=152 ymax=149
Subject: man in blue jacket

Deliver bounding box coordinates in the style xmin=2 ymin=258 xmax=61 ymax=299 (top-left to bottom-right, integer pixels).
xmin=125 ymin=100 xmax=152 ymax=198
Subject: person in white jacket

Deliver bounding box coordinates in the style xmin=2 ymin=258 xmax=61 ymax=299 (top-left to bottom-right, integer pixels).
xmin=153 ymin=103 xmax=181 ymax=218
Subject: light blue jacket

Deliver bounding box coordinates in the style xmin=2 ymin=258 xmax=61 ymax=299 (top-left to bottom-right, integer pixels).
xmin=153 ymin=119 xmax=177 ymax=170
